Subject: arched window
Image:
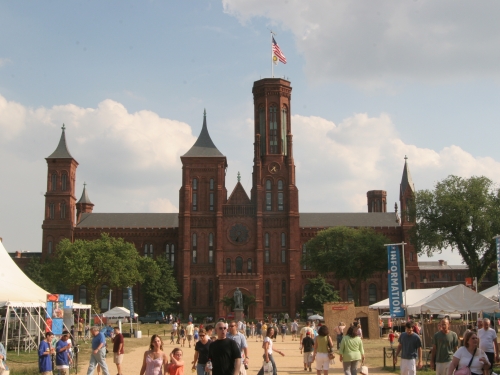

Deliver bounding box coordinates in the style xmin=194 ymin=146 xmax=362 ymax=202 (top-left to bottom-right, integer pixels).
xmin=208 ymin=233 xmax=214 ymax=264
xmin=79 ymin=285 xmax=87 ymax=304
xmin=192 ymin=178 xmax=198 ymax=211
xmin=101 ymin=284 xmax=109 ymax=311
xmin=226 ymin=258 xmax=231 ymax=273
xmin=302 ymin=244 xmax=308 ymax=270
xmin=192 ymin=233 xmax=197 ymax=264
xmin=247 ymin=258 xmax=253 ymax=273
xmin=347 ymin=286 xmax=353 ymax=302
xmin=259 ymin=106 xmax=266 ymax=156
xmin=277 ymin=180 xmax=284 ymax=211
xmin=264 ymin=233 xmax=270 ymax=264
xmin=265 ymin=280 xmax=270 ymax=306
xmin=281 ymin=280 xmax=286 ymax=306
xmin=409 ymin=252 xmax=414 ymax=261
xmin=192 ymin=279 xmax=197 ymax=306
xmin=269 ymin=105 xmax=278 ymax=153
xmin=61 ymin=173 xmax=68 ymax=191
xmin=265 ymin=180 xmax=272 ymax=211
xmin=209 ymin=179 xmax=214 ymax=211
xmin=235 ymin=257 xmax=243 ymax=273
xmin=49 ymin=203 xmax=55 ymax=219
xmin=208 ymin=280 xmax=214 ymax=307
xmin=51 ymin=174 xmax=57 ymax=191
xmin=122 ymin=288 xmax=129 ymax=307
xmin=368 ymin=284 xmax=377 ymax=304
xmin=144 ymin=244 xmax=153 ymax=258
xmin=48 ymin=240 xmax=53 ymax=254
xmin=60 ymin=201 xmax=66 ymax=219
xmin=281 ymin=106 xmax=287 ymax=155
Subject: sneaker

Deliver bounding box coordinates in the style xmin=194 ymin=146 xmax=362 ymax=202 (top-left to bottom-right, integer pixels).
xmin=309 ymin=368 xmax=312 ymax=372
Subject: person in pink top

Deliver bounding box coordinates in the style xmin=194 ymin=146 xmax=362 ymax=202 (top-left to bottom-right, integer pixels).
xmin=140 ymin=335 xmax=169 ymax=375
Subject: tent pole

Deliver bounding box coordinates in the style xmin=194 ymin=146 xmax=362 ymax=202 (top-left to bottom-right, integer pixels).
xmin=4 ymin=305 xmax=9 ymax=351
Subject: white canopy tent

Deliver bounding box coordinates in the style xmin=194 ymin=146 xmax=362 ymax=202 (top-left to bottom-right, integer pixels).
xmin=0 ymin=240 xmax=91 ymax=352
xmin=369 ymin=288 xmax=440 ymax=310
xmin=480 ymin=285 xmax=499 ymax=302
xmin=407 ymin=284 xmax=500 ymax=315
xmin=103 ymin=306 xmax=137 ymax=319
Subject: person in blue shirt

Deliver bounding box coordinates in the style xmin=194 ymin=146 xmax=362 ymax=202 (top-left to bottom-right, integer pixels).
xmin=87 ymin=326 xmax=110 ymax=375
xmin=56 ymin=331 xmax=73 ymax=375
xmin=0 ymin=341 xmax=8 ymax=372
xmin=39 ymin=331 xmax=55 ymax=375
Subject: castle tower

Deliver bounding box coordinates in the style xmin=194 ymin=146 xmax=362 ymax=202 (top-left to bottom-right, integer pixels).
xmin=367 ymin=190 xmax=387 ymax=212
xmin=76 ymin=183 xmax=94 ymax=223
xmin=251 ymin=78 xmax=301 ymax=317
xmin=400 ymin=156 xmax=415 ymax=225
xmin=179 ymin=110 xmax=227 ymax=317
xmin=41 ymin=125 xmax=78 ymax=258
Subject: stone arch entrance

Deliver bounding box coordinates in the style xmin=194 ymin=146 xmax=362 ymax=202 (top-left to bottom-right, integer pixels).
xmin=224 ymin=287 xmax=256 ymax=320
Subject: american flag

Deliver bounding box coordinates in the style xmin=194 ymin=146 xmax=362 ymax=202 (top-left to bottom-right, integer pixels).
xmin=272 ymin=37 xmax=287 ymax=64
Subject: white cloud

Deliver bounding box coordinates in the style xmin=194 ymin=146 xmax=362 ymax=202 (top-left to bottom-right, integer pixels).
xmin=148 ymin=198 xmax=178 ymax=213
xmin=222 ymin=0 xmax=500 ymax=87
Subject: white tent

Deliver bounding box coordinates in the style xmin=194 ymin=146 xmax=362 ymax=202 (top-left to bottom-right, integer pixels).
xmin=480 ymin=285 xmax=499 ymax=301
xmin=407 ymin=284 xmax=500 ymax=315
xmin=369 ymin=288 xmax=440 ymax=310
xmin=103 ymin=306 xmax=137 ymax=319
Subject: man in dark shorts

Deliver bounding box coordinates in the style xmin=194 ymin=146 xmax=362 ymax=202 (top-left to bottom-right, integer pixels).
xmin=112 ymin=327 xmax=124 ymax=375
xmin=208 ymin=321 xmax=241 ymax=375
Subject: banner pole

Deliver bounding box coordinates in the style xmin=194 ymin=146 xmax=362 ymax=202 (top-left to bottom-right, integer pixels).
xmin=494 ymin=235 xmax=500 ymax=308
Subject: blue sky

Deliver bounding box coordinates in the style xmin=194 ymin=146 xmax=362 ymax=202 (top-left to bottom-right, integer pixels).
xmin=1 ymin=0 xmax=500 ymax=265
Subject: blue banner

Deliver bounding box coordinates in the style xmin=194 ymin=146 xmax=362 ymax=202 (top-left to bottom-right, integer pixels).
xmin=496 ymin=237 xmax=500 ymax=309
xmin=387 ymin=245 xmax=405 ymax=318
xmin=127 ymin=287 xmax=134 ymax=319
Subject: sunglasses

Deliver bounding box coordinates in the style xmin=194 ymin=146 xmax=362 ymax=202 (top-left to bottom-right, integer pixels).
xmin=229 ymin=325 xmax=236 ymax=327
xmin=218 ymin=327 xmax=227 ymax=330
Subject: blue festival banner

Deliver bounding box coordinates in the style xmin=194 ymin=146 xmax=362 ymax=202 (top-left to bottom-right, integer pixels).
xmin=127 ymin=287 xmax=134 ymax=319
xmin=496 ymin=237 xmax=500 ymax=308
xmin=387 ymin=245 xmax=405 ymax=318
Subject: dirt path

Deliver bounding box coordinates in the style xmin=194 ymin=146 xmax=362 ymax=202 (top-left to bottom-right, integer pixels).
xmin=78 ymin=336 xmax=389 ymax=375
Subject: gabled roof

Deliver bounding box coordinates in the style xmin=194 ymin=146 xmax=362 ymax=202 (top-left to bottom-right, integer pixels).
xmin=400 ymin=156 xmax=415 ymax=194
xmin=183 ymin=110 xmax=224 ymax=157
xmin=47 ymin=124 xmax=74 ymax=159
xmin=227 ymin=182 xmax=251 ymax=205
xmin=299 ymin=212 xmax=400 ymax=228
xmin=77 ymin=184 xmax=93 ymax=205
xmin=76 ymin=213 xmax=179 ymax=228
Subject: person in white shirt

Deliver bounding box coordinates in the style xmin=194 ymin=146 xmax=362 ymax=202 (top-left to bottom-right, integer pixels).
xmin=477 ymin=318 xmax=499 ymax=373
xmin=447 ymin=331 xmax=489 ymax=375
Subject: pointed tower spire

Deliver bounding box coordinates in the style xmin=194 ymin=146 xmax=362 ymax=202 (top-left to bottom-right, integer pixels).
xmin=77 ymin=182 xmax=93 ymax=204
xmin=47 ymin=124 xmax=74 ymax=159
xmin=76 ymin=182 xmax=94 ymax=223
xmin=183 ymin=110 xmax=224 ymax=157
xmin=400 ymin=155 xmax=415 ymax=194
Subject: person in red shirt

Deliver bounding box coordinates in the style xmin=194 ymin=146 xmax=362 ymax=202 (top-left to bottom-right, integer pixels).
xmin=112 ymin=327 xmax=124 ymax=375
xmin=388 ymin=329 xmax=395 ymax=348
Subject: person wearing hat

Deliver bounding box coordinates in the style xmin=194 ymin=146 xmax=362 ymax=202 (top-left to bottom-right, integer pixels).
xmin=56 ymin=331 xmax=72 ymax=375
xmin=300 ymin=331 xmax=315 ymax=371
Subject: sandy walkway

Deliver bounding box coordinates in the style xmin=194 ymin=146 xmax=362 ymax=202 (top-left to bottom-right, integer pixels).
xmin=78 ymin=335 xmax=388 ymax=375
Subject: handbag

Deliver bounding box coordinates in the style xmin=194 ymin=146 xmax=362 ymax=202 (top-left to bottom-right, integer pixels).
xmin=327 ymin=336 xmax=335 ymax=360
xmin=455 ymin=348 xmax=477 ymax=375
xmin=262 ymin=361 xmax=273 ymax=374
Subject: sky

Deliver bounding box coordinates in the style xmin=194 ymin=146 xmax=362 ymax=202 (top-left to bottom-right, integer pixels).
xmin=1 ymin=0 xmax=500 ymax=265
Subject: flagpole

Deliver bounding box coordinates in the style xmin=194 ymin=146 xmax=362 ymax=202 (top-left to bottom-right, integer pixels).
xmin=271 ymin=30 xmax=274 ymax=78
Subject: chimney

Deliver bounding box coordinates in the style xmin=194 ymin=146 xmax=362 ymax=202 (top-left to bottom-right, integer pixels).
xmin=16 ymin=251 xmax=21 ymax=258
xmin=438 ymin=260 xmax=446 ymax=266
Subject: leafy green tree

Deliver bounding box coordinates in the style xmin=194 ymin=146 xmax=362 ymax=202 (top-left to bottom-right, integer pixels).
xmin=302 ymin=226 xmax=389 ymax=306
xmin=141 ymin=257 xmax=180 ymax=313
xmin=47 ymin=233 xmax=147 ymax=311
xmin=302 ymin=276 xmax=340 ymax=313
xmin=23 ymin=257 xmax=54 ymax=291
xmin=411 ymin=175 xmax=500 ymax=287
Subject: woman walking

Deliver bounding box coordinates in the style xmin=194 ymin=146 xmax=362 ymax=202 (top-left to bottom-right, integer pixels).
xmin=257 ymin=326 xmax=285 ymax=375
xmin=140 ymin=335 xmax=169 ymax=375
xmin=447 ymin=331 xmax=489 ymax=375
xmin=312 ymin=325 xmax=334 ymax=375
xmin=339 ymin=326 xmax=365 ymax=375
xmin=191 ymin=329 xmax=211 ymax=375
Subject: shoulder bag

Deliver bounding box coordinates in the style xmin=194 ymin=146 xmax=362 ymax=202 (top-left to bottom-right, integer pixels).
xmin=327 ymin=336 xmax=335 ymax=360
xmin=455 ymin=348 xmax=477 ymax=375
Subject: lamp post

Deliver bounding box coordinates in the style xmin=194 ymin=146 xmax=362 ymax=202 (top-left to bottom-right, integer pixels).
xmin=177 ymin=302 xmax=180 ymax=321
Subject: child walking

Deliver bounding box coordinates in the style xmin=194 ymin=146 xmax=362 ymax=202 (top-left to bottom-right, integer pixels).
xmin=300 ymin=331 xmax=315 ymax=371
xmin=167 ymin=348 xmax=184 ymax=375
xmin=388 ymin=329 xmax=395 ymax=348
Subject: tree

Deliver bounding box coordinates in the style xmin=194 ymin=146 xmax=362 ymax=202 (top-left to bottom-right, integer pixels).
xmin=23 ymin=257 xmax=54 ymax=292
xmin=411 ymin=175 xmax=500 ymax=287
xmin=302 ymin=276 xmax=340 ymax=313
xmin=302 ymin=226 xmax=389 ymax=306
xmin=47 ymin=233 xmax=147 ymax=311
xmin=141 ymin=257 xmax=181 ymax=313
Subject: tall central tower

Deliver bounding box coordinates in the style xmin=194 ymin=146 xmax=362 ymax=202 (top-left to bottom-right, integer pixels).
xmin=251 ymin=78 xmax=301 ymax=314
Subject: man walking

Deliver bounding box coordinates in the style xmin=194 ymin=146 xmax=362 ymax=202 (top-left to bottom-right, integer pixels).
xmin=87 ymin=326 xmax=110 ymax=375
xmin=299 ymin=321 xmax=314 ymax=342
xmin=112 ymin=326 xmax=124 ymax=375
xmin=430 ymin=319 xmax=458 ymax=375
xmin=227 ymin=320 xmax=249 ymax=375
xmin=39 ymin=332 xmax=55 ymax=375
xmin=394 ymin=322 xmax=423 ymax=375
xmin=478 ymin=318 xmax=499 ymax=373
xmin=291 ymin=319 xmax=299 ymax=341
xmin=55 ymin=330 xmax=72 ymax=375
xmin=208 ymin=321 xmax=241 ymax=375
xmin=186 ymin=321 xmax=195 ymax=348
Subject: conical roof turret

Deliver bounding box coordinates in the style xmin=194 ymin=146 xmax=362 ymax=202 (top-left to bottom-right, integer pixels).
xmin=77 ymin=183 xmax=93 ymax=204
xmin=183 ymin=110 xmax=224 ymax=157
xmin=47 ymin=124 xmax=74 ymax=159
xmin=400 ymin=156 xmax=415 ymax=194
